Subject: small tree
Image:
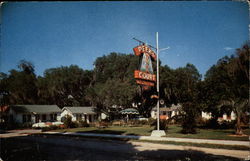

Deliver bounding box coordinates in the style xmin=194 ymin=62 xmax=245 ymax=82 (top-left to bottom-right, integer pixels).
xmin=63 ymin=115 xmax=73 ymax=128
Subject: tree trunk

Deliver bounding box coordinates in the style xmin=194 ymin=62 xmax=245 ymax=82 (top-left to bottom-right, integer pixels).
xmin=235 ymin=112 xmax=243 ymax=135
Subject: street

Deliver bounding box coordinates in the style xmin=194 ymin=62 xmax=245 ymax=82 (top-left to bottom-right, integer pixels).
xmin=1 ymin=134 xmax=244 ymax=161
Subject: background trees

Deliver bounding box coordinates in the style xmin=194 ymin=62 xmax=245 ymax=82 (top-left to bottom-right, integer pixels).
xmin=38 ymin=65 xmax=93 ymax=107
xmin=0 ymin=60 xmax=38 ymax=105
xmin=0 ymin=43 xmax=248 ymax=135
xmin=203 ymin=43 xmax=249 ymax=134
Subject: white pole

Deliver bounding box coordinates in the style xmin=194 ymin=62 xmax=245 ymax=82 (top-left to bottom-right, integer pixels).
xmin=156 ymin=32 xmax=160 ymax=131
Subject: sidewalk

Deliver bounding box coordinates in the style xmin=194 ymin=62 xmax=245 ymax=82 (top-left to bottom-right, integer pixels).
xmin=43 ymin=131 xmax=250 ymax=147
xmin=0 ymin=129 xmax=42 ymax=138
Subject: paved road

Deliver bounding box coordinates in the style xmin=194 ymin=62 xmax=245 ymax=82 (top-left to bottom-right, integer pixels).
xmin=45 ymin=131 xmax=250 ymax=146
xmin=1 ymin=135 xmax=248 ymax=161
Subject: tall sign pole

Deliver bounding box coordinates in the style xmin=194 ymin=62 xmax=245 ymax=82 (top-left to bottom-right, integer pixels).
xmin=156 ymin=32 xmax=160 ymax=131
xmin=151 ymin=32 xmax=168 ymax=137
xmin=133 ymin=33 xmax=168 ymax=137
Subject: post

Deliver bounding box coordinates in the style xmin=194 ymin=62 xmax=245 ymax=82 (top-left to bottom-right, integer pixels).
xmin=156 ymin=32 xmax=160 ymax=131
xmin=151 ymin=32 xmax=166 ymax=137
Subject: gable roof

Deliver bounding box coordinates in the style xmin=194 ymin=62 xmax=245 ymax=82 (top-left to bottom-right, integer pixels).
xmin=63 ymin=106 xmax=96 ymax=114
xmin=10 ymin=105 xmax=61 ymax=114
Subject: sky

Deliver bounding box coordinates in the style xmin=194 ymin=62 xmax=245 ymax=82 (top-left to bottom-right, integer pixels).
xmin=1 ymin=1 xmax=249 ymax=77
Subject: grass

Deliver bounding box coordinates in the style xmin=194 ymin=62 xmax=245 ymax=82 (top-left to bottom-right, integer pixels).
xmin=165 ymin=125 xmax=250 ymax=141
xmin=53 ymin=125 xmax=154 ymax=136
xmin=52 ymin=125 xmax=250 ymax=141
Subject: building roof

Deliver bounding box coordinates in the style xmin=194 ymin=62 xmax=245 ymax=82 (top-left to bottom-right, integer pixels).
xmin=120 ymin=108 xmax=139 ymax=114
xmin=63 ymin=106 xmax=96 ymax=114
xmin=10 ymin=105 xmax=61 ymax=114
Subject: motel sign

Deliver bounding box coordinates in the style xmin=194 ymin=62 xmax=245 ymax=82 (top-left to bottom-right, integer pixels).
xmin=133 ymin=45 xmax=156 ymax=88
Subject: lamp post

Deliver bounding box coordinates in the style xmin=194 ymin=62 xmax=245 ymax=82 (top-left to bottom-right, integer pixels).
xmin=151 ymin=32 xmax=169 ymax=137
xmin=156 ymin=32 xmax=160 ymax=131
xmin=156 ymin=32 xmax=170 ymax=131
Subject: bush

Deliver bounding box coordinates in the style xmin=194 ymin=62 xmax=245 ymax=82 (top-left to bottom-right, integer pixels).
xmin=78 ymin=120 xmax=90 ymax=127
xmin=151 ymin=119 xmax=168 ymax=131
xmin=148 ymin=118 xmax=156 ymax=126
xmin=97 ymin=121 xmax=109 ymax=128
xmin=138 ymin=120 xmax=148 ymax=125
xmin=63 ymin=115 xmax=77 ymax=128
xmin=41 ymin=125 xmax=60 ymax=132
xmin=219 ymin=120 xmax=236 ymax=129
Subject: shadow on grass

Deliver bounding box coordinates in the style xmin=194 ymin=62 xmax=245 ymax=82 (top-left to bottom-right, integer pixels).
xmin=1 ymin=134 xmax=244 ymax=161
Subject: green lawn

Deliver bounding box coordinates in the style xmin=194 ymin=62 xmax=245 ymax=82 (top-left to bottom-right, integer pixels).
xmin=53 ymin=125 xmax=154 ymax=136
xmin=52 ymin=125 xmax=249 ymax=141
xmin=165 ymin=125 xmax=250 ymax=141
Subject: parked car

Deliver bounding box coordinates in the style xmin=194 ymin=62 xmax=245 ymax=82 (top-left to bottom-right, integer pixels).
xmin=32 ymin=122 xmax=49 ymax=128
xmin=32 ymin=121 xmax=63 ymax=128
xmin=135 ymin=116 xmax=149 ymax=121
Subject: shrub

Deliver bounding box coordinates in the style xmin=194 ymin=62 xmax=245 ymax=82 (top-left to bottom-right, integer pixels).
xmin=151 ymin=119 xmax=168 ymax=131
xmin=180 ymin=103 xmax=199 ymax=134
xmin=138 ymin=120 xmax=148 ymax=125
xmin=148 ymin=118 xmax=156 ymax=126
xmin=98 ymin=121 xmax=109 ymax=128
xmin=63 ymin=115 xmax=75 ymax=128
xmin=78 ymin=120 xmax=90 ymax=127
xmin=196 ymin=117 xmax=207 ymax=127
xmin=219 ymin=120 xmax=236 ymax=129
xmin=181 ymin=117 xmax=197 ymax=134
xmin=41 ymin=125 xmax=59 ymax=132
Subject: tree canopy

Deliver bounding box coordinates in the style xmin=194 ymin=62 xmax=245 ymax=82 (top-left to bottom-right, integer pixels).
xmin=0 ymin=42 xmax=248 ymax=134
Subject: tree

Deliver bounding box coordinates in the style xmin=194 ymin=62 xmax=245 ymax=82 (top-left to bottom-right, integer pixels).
xmin=1 ymin=60 xmax=38 ymax=104
xmin=203 ymin=43 xmax=249 ymax=135
xmin=0 ymin=72 xmax=9 ymax=106
xmin=89 ymin=52 xmax=157 ymax=118
xmin=40 ymin=65 xmax=93 ymax=107
xmin=175 ymin=64 xmax=202 ymax=133
xmin=160 ymin=63 xmax=201 ymax=133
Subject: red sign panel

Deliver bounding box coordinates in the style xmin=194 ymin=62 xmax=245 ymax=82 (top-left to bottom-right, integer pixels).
xmin=136 ymin=80 xmax=155 ymax=87
xmin=134 ymin=70 xmax=156 ymax=82
xmin=133 ymin=45 xmax=157 ymax=61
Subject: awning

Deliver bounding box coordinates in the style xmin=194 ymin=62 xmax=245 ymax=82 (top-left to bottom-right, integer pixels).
xmin=120 ymin=108 xmax=139 ymax=115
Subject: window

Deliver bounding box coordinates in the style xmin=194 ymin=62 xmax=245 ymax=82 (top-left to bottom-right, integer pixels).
xmin=76 ymin=114 xmax=82 ymax=121
xmin=23 ymin=114 xmax=27 ymax=123
xmin=42 ymin=114 xmax=46 ymax=121
xmin=84 ymin=115 xmax=87 ymax=121
xmin=50 ymin=114 xmax=54 ymax=121
xmin=89 ymin=115 xmax=92 ymax=122
xmin=27 ymin=114 xmax=31 ymax=122
xmin=35 ymin=115 xmax=40 ymax=123
xmin=54 ymin=114 xmax=57 ymax=120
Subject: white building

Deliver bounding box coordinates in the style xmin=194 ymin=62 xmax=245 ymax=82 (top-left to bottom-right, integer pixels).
xmin=151 ymin=104 xmax=181 ymax=120
xmin=8 ymin=105 xmax=61 ymax=124
xmin=151 ymin=104 xmax=236 ymax=121
xmin=202 ymin=111 xmax=236 ymax=121
xmin=61 ymin=106 xmax=97 ymax=123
